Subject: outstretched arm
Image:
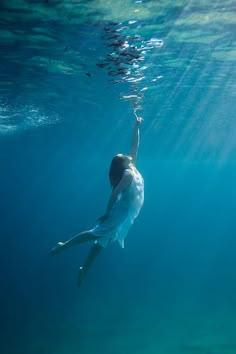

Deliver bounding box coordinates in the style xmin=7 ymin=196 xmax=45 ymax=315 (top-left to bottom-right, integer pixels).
xmin=130 ymin=116 xmax=143 ymax=166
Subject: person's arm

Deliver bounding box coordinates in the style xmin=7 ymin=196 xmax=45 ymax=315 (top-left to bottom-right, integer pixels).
xmin=98 ymin=170 xmax=133 ymax=223
xmin=130 ymin=116 xmax=143 ymax=166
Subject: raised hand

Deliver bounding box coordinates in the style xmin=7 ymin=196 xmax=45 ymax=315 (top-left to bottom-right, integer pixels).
xmin=136 ymin=116 xmax=144 ymax=124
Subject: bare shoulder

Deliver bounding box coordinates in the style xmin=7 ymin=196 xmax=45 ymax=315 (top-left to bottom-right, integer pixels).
xmin=123 ymin=168 xmax=135 ymax=178
xmin=121 ymin=169 xmax=134 ymax=185
xmin=122 ymin=168 xmax=135 ymax=183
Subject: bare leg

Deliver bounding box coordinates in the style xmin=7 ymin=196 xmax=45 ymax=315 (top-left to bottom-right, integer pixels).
xmin=49 ymin=230 xmax=95 ymax=256
xmin=77 ymin=242 xmax=103 ymax=287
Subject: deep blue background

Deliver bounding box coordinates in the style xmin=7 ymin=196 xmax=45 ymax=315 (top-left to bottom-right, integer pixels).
xmin=1 ymin=1 xmax=236 ymax=353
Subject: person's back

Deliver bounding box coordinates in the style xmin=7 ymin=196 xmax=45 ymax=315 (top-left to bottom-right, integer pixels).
xmin=121 ymin=166 xmax=144 ymax=217
xmin=114 ymin=164 xmax=144 ymax=249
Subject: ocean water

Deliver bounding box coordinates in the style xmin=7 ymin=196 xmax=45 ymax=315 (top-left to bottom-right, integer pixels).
xmin=1 ymin=1 xmax=236 ymax=353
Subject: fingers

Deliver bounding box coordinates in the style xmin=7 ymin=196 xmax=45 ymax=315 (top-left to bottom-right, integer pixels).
xmin=134 ymin=109 xmax=143 ymax=122
xmin=136 ymin=116 xmax=144 ymax=124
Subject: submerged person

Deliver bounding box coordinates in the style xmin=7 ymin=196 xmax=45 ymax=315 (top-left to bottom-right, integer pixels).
xmin=49 ymin=116 xmax=144 ymax=286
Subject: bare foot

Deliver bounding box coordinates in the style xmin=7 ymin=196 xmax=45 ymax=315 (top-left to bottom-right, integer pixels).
xmin=49 ymin=242 xmax=65 ymax=256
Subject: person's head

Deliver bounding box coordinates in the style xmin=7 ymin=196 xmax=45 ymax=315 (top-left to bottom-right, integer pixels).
xmin=109 ymin=154 xmax=132 ymax=189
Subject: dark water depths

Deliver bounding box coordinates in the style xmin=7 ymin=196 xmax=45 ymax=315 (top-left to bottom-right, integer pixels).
xmin=1 ymin=1 xmax=236 ymax=353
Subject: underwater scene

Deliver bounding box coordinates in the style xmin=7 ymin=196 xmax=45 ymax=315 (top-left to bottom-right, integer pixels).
xmin=1 ymin=0 xmax=236 ymax=353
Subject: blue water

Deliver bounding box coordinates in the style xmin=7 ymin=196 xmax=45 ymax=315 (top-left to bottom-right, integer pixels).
xmin=1 ymin=1 xmax=236 ymax=353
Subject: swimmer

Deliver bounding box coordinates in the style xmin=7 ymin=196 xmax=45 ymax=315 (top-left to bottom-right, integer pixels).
xmin=49 ymin=116 xmax=144 ymax=286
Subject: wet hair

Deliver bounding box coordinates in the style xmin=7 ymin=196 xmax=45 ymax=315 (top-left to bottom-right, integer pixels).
xmin=109 ymin=154 xmax=129 ymax=189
